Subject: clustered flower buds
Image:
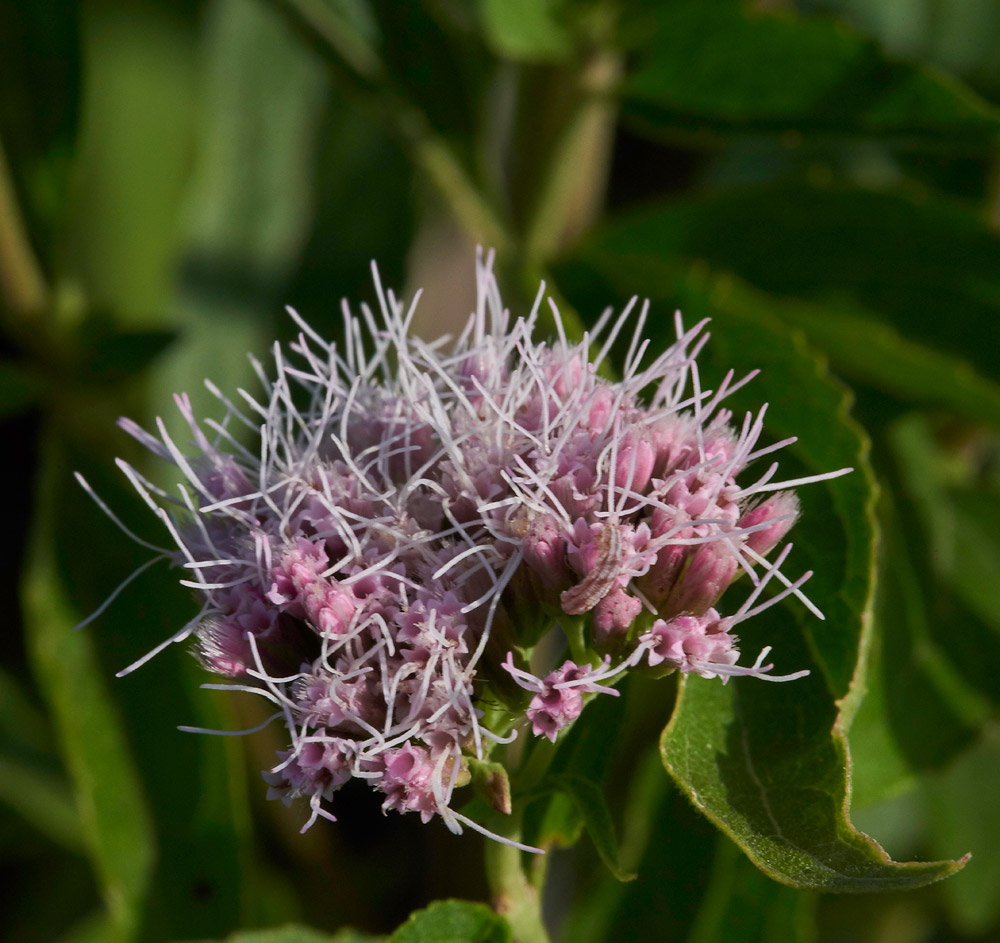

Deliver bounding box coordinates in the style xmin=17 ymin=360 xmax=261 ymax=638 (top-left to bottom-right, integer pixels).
xmin=81 ymin=251 xmax=847 ymax=841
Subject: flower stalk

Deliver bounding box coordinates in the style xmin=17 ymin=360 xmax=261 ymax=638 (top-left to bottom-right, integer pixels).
xmin=484 ymin=805 xmax=551 ymax=943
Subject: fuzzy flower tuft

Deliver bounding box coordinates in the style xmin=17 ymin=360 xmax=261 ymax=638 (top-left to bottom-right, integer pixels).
xmin=79 ymin=250 xmax=848 ymax=843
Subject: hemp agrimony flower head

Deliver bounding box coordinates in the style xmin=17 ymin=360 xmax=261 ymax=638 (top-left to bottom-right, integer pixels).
xmin=80 ymin=251 xmax=848 ymax=846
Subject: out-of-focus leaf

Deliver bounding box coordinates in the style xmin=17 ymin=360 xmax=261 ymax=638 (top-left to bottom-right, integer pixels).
xmin=944 ymin=488 xmax=1000 ymax=630
xmin=846 ymin=633 xmax=916 ymax=808
xmin=582 ymin=184 xmax=1000 ymax=385
xmin=67 ymin=1 xmax=198 ymax=321
xmin=59 ymin=6 xmax=332 ymax=937
xmin=0 ymin=753 xmax=82 ymax=852
xmin=622 ymin=2 xmax=1000 ymax=140
xmin=62 ymin=438 xmax=253 ymax=940
xmin=389 ymin=900 xmax=510 ymax=943
xmin=0 ymin=361 xmax=41 ymax=418
xmin=69 ymin=325 xmax=178 ymax=386
xmin=543 ymin=774 xmax=634 ymax=882
xmin=875 ymin=492 xmax=985 ymax=771
xmin=925 ymin=732 xmax=1000 ymax=935
xmin=152 ymin=0 xmax=329 ymax=445
xmin=0 ymin=0 xmax=81 ymax=244
xmin=478 ymin=0 xmax=572 ymax=62
xmin=60 ymin=911 xmax=115 ymax=943
xmin=22 ymin=431 xmax=155 ymax=942
xmin=884 ymin=415 xmax=1000 ymax=717
xmin=274 ymin=0 xmax=382 ymax=81
xmin=687 ymin=837 xmax=816 ymax=943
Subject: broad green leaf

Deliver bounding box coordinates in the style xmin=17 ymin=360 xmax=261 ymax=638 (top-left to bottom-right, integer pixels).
xmin=653 ymin=286 xmax=964 ymax=889
xmin=544 ymin=774 xmax=634 ymax=882
xmin=662 ymin=668 xmax=965 ymax=892
xmin=925 ymin=733 xmax=1000 ymax=935
xmin=708 ymin=294 xmax=1000 ymax=431
xmin=22 ymin=431 xmax=155 ymax=942
xmin=582 ymin=184 xmax=1000 ymax=387
xmin=478 ymin=0 xmax=573 ymax=62
xmin=389 ymin=900 xmax=511 ymax=943
xmin=622 ymin=2 xmax=1000 ymax=140
xmin=67 ymin=1 xmax=197 ymax=321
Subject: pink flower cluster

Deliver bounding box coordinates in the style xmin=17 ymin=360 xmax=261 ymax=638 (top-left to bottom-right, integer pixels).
xmin=82 ymin=251 xmax=846 ymax=838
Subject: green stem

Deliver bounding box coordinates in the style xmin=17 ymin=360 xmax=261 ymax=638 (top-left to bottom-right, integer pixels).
xmin=0 ymin=134 xmax=48 ymax=319
xmin=484 ymin=806 xmax=551 ymax=943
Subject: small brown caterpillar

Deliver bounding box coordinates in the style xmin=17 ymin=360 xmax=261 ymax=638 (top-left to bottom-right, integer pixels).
xmin=560 ymin=522 xmax=623 ymax=614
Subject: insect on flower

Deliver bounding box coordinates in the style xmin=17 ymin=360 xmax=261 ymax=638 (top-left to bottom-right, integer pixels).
xmin=77 ymin=249 xmax=849 ymax=845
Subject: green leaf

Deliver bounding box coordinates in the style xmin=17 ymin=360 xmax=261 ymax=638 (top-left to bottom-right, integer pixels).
xmin=943 ymin=488 xmax=1000 ymax=630
xmin=661 ymin=669 xmax=965 ymax=892
xmin=710 ymin=294 xmax=1000 ymax=431
xmin=544 ymin=774 xmax=635 ymax=882
xmin=882 ymin=415 xmax=1000 ymax=721
xmin=478 ymin=0 xmax=573 ymax=62
xmin=66 ymin=1 xmax=198 ymax=322
xmin=388 ymin=900 xmax=511 ymax=943
xmin=622 ymin=2 xmax=1000 ymax=140
xmin=22 ymin=430 xmax=156 ymax=942
xmin=582 ymin=184 xmax=1000 ymax=390
xmin=663 ymin=283 xmax=964 ymax=889
xmin=925 ymin=733 xmax=1000 ymax=935
xmin=874 ymin=489 xmax=985 ymax=771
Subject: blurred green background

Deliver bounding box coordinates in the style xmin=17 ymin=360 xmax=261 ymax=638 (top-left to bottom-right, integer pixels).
xmin=3 ymin=1 xmax=1000 ymax=941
